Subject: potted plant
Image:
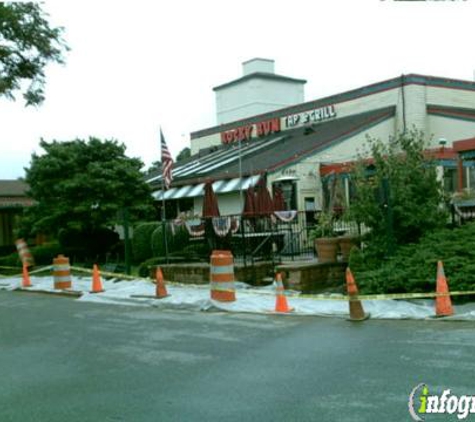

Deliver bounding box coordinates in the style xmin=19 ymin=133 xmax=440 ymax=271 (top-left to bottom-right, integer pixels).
xmin=310 ymin=211 xmax=339 ymax=263
xmin=335 ymin=209 xmax=359 ymax=262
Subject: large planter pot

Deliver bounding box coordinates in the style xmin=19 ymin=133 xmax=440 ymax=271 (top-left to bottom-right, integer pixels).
xmin=338 ymin=236 xmax=358 ymax=263
xmin=315 ymin=237 xmax=339 ymax=263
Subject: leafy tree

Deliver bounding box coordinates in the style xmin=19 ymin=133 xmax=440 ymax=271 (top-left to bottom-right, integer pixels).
xmin=0 ymin=2 xmax=68 ymax=105
xmin=349 ymin=130 xmax=447 ymax=260
xmin=145 ymin=160 xmax=161 ymax=176
xmin=23 ymin=137 xmax=154 ymax=240
xmin=145 ymin=147 xmax=190 ymax=176
xmin=176 ymin=147 xmax=190 ymax=162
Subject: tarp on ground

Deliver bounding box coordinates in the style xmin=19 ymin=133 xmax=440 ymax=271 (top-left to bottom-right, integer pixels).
xmin=2 ymin=274 xmax=475 ymax=320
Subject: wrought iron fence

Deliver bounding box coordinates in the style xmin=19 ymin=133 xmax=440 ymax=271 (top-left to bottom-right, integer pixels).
xmin=164 ymin=211 xmax=361 ymax=265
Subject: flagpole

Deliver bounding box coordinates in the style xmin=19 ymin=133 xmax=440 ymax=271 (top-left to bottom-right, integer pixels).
xmin=161 ymin=177 xmax=169 ymax=265
xmin=160 ymin=126 xmax=170 ymax=265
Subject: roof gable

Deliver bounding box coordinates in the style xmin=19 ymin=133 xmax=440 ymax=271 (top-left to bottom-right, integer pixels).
xmin=149 ymin=107 xmax=395 ymax=188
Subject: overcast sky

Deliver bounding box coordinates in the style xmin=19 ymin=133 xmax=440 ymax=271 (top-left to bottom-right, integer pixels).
xmin=1 ymin=0 xmax=474 ymax=179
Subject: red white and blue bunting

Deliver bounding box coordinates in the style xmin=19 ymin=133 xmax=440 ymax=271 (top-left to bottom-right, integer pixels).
xmin=273 ymin=210 xmax=298 ymax=222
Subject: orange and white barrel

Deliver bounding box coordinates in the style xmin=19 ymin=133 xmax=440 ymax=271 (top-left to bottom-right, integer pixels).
xmin=15 ymin=238 xmax=35 ymax=267
xmin=53 ymin=255 xmax=72 ymax=290
xmin=210 ymin=250 xmax=236 ymax=302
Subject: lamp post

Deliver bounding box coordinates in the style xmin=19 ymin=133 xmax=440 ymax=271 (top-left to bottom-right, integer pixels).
xmin=120 ymin=207 xmax=132 ymax=275
xmin=123 ymin=208 xmax=131 ymax=275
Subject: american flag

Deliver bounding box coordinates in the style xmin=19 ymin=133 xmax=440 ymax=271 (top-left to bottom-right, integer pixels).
xmin=160 ymin=128 xmax=174 ymax=189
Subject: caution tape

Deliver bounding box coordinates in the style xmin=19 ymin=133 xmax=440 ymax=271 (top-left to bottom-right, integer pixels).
xmin=12 ymin=264 xmax=475 ymax=302
xmin=212 ymin=288 xmax=475 ymax=301
xmin=69 ymin=266 xmax=148 ymax=282
xmin=278 ymin=290 xmax=475 ymax=301
xmin=0 ymin=265 xmax=21 ymax=270
xmin=0 ymin=265 xmax=52 ymax=279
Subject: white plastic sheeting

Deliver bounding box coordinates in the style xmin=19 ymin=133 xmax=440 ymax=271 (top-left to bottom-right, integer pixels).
xmin=2 ymin=275 xmax=475 ymax=320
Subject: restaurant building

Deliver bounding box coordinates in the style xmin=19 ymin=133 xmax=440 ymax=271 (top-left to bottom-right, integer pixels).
xmin=0 ymin=180 xmax=34 ymax=251
xmin=147 ymin=61 xmax=475 ymax=218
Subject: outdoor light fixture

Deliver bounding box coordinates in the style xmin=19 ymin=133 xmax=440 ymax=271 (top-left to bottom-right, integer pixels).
xmin=438 ymin=138 xmax=447 ymax=147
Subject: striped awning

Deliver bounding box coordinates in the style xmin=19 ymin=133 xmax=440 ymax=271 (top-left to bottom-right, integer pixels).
xmin=152 ymin=175 xmax=260 ymax=201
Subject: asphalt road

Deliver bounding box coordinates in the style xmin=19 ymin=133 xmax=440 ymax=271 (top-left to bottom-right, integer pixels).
xmin=1 ymin=291 xmax=474 ymax=422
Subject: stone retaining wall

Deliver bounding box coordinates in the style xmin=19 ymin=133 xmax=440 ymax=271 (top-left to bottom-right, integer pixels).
xmin=277 ymin=261 xmax=346 ymax=293
xmin=151 ymin=260 xmax=345 ymax=292
xmin=152 ymin=261 xmax=275 ymax=286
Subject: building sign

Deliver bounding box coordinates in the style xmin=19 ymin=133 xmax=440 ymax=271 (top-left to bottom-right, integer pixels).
xmin=285 ymin=104 xmax=337 ymax=128
xmin=221 ymin=118 xmax=281 ymax=144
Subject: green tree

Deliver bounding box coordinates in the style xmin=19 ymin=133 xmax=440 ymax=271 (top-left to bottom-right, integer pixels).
xmin=0 ymin=2 xmax=68 ymax=106
xmin=145 ymin=160 xmax=161 ymax=176
xmin=350 ymin=130 xmax=447 ymax=260
xmin=23 ymin=137 xmax=154 ymax=239
xmin=176 ymin=147 xmax=190 ymax=162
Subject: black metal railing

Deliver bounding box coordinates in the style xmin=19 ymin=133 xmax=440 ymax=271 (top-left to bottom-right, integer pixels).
xmin=163 ymin=211 xmax=361 ymax=265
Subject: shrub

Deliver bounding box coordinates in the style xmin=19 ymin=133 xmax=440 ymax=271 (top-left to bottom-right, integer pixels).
xmin=131 ymin=222 xmax=160 ymax=263
xmin=58 ymin=227 xmax=120 ymax=261
xmin=134 ymin=222 xmax=192 ymax=266
xmin=350 ymin=130 xmax=447 ymax=259
xmin=0 ymin=245 xmax=16 ymax=257
xmin=151 ymin=224 xmax=191 ymax=257
xmin=354 ymin=222 xmax=475 ymax=294
xmin=0 ymin=252 xmax=21 ymax=268
xmin=30 ymin=242 xmax=63 ymax=265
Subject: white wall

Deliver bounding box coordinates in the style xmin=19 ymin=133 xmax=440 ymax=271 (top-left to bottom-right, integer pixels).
xmin=427 ymin=86 xmax=475 ymax=110
xmin=193 ymin=192 xmax=243 ymax=216
xmin=428 ymin=115 xmax=475 ymax=146
xmin=216 ymin=78 xmax=305 ymax=125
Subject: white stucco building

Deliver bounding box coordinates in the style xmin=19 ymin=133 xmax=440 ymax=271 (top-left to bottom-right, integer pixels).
xmin=214 ymin=58 xmax=306 ymax=125
xmin=148 ymin=72 xmax=475 ymax=218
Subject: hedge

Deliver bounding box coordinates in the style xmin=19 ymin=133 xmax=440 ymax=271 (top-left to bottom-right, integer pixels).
xmin=350 ymin=222 xmax=475 ymax=294
xmin=131 ymin=222 xmax=161 ymax=263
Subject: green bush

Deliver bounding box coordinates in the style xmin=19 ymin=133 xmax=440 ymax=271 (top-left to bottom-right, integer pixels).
xmin=353 ymin=222 xmax=475 ymax=294
xmin=0 ymin=252 xmax=21 ymax=268
xmin=132 ymin=222 xmax=161 ymax=263
xmin=58 ymin=227 xmax=120 ymax=261
xmin=30 ymin=242 xmax=63 ymax=265
xmin=0 ymin=245 xmax=16 ymax=257
xmin=134 ymin=222 xmax=193 ymax=266
xmin=137 ymin=257 xmax=161 ymax=278
xmin=349 ymin=130 xmax=447 ymax=259
xmin=151 ymin=224 xmax=190 ymax=257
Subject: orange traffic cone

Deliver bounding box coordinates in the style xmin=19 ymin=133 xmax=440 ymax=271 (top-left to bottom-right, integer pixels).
xmin=435 ymin=261 xmax=453 ymax=317
xmin=346 ymin=267 xmax=369 ymax=321
xmin=90 ymin=264 xmax=104 ymax=293
xmin=275 ymin=272 xmax=293 ymax=313
xmin=22 ymin=263 xmax=32 ymax=288
xmin=155 ymin=267 xmax=169 ymax=298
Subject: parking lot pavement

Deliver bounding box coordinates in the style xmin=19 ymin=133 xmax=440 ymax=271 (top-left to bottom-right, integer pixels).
xmin=1 ymin=291 xmax=475 ymax=422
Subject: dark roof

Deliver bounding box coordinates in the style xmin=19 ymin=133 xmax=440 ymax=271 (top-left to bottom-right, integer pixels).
xmin=213 ymin=72 xmax=307 ymax=91
xmin=427 ymin=104 xmax=475 ymax=122
xmin=193 ymin=73 xmax=475 ymax=139
xmin=0 ymin=180 xmax=29 ymax=197
xmin=0 ymin=180 xmax=33 ymax=209
xmin=148 ymin=107 xmax=395 ymax=189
